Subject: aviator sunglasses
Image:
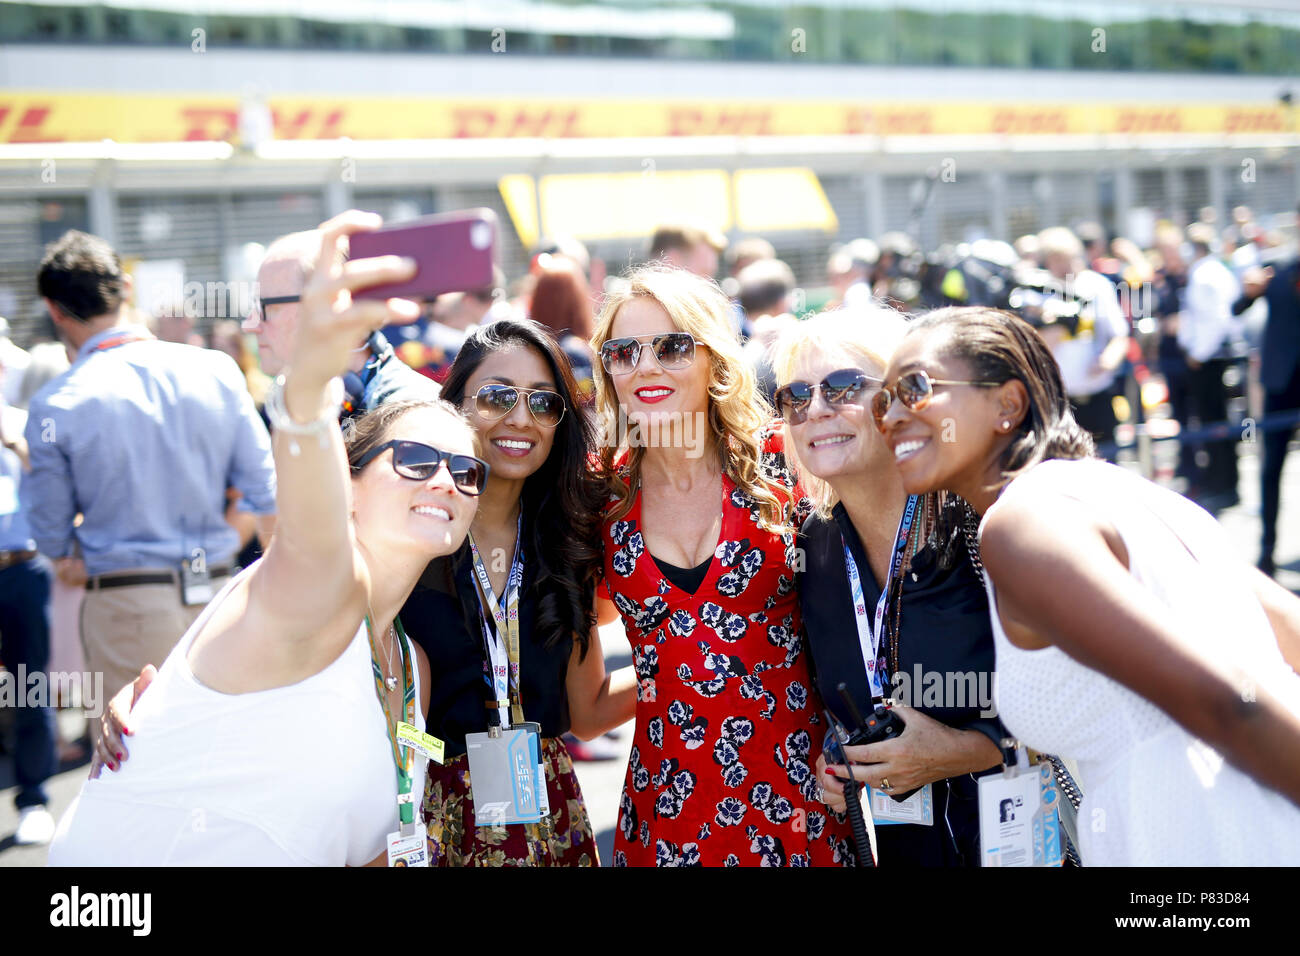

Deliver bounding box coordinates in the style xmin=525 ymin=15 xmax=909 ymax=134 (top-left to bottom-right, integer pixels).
xmin=473 ymin=383 xmax=566 ymax=428
xmin=870 ymin=369 xmax=999 ymax=428
xmin=774 ymin=369 xmax=881 ymax=425
xmin=351 ymin=440 xmax=489 ymax=496
xmin=599 ymin=332 xmax=700 ymax=376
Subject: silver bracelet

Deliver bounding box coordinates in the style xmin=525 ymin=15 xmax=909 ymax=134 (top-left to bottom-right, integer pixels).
xmin=264 ymin=374 xmax=344 ymax=457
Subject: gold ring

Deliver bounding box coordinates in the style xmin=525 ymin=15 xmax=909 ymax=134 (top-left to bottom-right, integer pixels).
xmin=881 ymin=777 xmax=892 ymax=791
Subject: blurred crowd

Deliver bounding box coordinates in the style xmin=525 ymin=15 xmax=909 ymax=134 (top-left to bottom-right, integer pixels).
xmin=4 ymin=204 xmax=1298 ymax=533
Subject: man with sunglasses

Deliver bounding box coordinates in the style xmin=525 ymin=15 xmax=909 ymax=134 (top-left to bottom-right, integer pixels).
xmin=244 ymin=229 xmax=440 ymax=414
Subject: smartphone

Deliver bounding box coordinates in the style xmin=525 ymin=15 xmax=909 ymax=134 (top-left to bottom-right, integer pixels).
xmin=350 ymin=208 xmax=497 ymax=302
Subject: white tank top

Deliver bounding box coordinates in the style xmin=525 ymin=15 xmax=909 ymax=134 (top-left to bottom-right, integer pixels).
xmin=49 ymin=566 xmax=426 ymax=867
xmin=981 ymin=458 xmax=1300 ymax=865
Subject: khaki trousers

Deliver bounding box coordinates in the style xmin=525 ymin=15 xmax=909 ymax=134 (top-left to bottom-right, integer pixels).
xmin=79 ymin=576 xmax=212 ymax=732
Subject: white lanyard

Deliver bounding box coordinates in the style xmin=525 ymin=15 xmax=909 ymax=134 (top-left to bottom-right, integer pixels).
xmin=468 ymin=512 xmax=525 ymax=731
xmin=480 ymin=619 xmax=512 ymax=728
xmin=842 ymin=494 xmax=919 ymax=701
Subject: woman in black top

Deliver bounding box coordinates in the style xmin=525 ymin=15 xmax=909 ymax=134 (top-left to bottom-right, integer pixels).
xmin=400 ymin=318 xmax=636 ymax=866
xmin=771 ymin=310 xmax=1003 ymax=867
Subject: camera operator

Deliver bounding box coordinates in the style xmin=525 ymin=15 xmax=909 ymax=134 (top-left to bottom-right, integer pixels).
xmin=873 ymin=232 xmax=921 ymax=312
xmin=1030 ymin=227 xmax=1130 ymax=458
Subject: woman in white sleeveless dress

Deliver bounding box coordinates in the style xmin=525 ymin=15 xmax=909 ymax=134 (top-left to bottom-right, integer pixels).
xmin=871 ymin=305 xmax=1300 ymax=866
xmin=49 ymin=211 xmax=485 ymax=866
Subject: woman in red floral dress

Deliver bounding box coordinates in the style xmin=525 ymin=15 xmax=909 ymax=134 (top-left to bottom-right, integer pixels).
xmin=591 ymin=266 xmax=855 ymax=867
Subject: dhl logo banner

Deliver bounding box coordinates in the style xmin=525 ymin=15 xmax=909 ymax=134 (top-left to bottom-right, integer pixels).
xmin=0 ymin=94 xmax=1291 ymax=144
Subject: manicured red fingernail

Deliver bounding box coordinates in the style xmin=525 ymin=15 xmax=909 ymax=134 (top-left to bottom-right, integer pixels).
xmin=116 ymin=753 xmax=123 ymax=761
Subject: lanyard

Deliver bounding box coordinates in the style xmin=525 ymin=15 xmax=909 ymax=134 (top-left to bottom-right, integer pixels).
xmin=90 ymin=329 xmax=154 ymax=353
xmin=467 ymin=510 xmax=525 ymax=731
xmin=842 ymin=494 xmax=919 ymax=701
xmin=365 ymin=614 xmax=417 ymax=834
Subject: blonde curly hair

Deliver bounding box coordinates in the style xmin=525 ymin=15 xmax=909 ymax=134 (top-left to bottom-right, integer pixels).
xmin=591 ymin=265 xmax=790 ymax=535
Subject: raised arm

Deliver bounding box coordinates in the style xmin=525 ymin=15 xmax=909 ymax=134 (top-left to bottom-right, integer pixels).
xmin=981 ymin=492 xmax=1300 ymax=809
xmin=244 ymin=212 xmax=417 ymax=648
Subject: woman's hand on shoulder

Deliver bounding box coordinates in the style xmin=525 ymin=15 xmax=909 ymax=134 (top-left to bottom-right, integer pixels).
xmin=89 ymin=665 xmax=156 ymax=779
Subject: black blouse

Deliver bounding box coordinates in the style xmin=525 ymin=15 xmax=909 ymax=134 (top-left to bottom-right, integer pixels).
xmin=399 ymin=534 xmax=573 ymax=759
xmin=651 ymin=554 xmax=713 ymax=595
xmin=797 ymin=502 xmax=1004 ymax=867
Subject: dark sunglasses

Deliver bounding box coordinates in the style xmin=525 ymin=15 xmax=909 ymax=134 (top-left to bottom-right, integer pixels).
xmin=774 ymin=369 xmax=880 ymax=425
xmin=599 ymin=332 xmax=699 ymax=375
xmin=351 ymin=440 xmax=489 ymax=496
xmin=473 ymin=384 xmax=566 ymax=428
xmin=870 ymin=369 xmax=999 ymax=428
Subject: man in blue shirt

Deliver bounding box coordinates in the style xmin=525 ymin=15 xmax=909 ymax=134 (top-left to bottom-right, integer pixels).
xmin=0 ymin=394 xmax=57 ymax=845
xmin=25 ymin=231 xmax=276 ymax=713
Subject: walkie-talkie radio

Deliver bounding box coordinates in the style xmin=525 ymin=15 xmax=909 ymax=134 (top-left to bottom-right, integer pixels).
xmin=826 ymin=684 xmax=916 ymax=802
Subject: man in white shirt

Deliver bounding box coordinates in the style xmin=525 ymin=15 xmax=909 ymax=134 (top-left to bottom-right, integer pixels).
xmin=1177 ymin=223 xmax=1244 ymax=511
xmin=1036 ymin=227 xmax=1130 ymax=458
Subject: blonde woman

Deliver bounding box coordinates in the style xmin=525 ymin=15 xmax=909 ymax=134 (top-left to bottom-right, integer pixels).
xmin=771 ymin=310 xmax=1004 ymax=868
xmin=591 ymin=265 xmax=854 ymax=867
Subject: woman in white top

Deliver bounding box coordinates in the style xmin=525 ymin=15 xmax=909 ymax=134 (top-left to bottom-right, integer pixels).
xmin=871 ymin=305 xmax=1300 ymax=866
xmin=49 ymin=211 xmax=485 ymax=866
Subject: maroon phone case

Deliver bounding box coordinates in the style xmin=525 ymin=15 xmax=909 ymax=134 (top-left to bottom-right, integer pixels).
xmin=349 ymin=208 xmax=497 ymax=301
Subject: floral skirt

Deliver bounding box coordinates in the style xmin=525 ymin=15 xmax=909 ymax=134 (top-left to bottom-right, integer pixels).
xmin=422 ymin=735 xmax=598 ymax=867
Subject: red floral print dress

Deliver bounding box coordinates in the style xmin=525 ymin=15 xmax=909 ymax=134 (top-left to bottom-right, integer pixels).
xmin=602 ymin=431 xmax=856 ymax=866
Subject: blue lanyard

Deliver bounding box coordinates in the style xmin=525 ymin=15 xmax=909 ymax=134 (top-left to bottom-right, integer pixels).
xmin=842 ymin=494 xmax=919 ymax=700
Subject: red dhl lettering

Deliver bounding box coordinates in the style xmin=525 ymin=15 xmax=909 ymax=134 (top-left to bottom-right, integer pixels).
xmin=0 ymin=105 xmax=62 ymax=143
xmin=1116 ymin=109 xmax=1183 ymax=133
xmin=1225 ymin=110 xmax=1284 ymax=133
xmin=668 ymin=109 xmax=773 ymax=136
xmin=452 ymin=108 xmax=580 ymax=138
xmin=842 ymin=108 xmax=933 ymax=136
xmin=991 ymin=109 xmax=1067 ymax=134
xmin=506 ymin=109 xmax=579 ymax=137
xmin=180 ymin=106 xmax=239 ymax=142
xmin=271 ymin=108 xmax=346 ymax=140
